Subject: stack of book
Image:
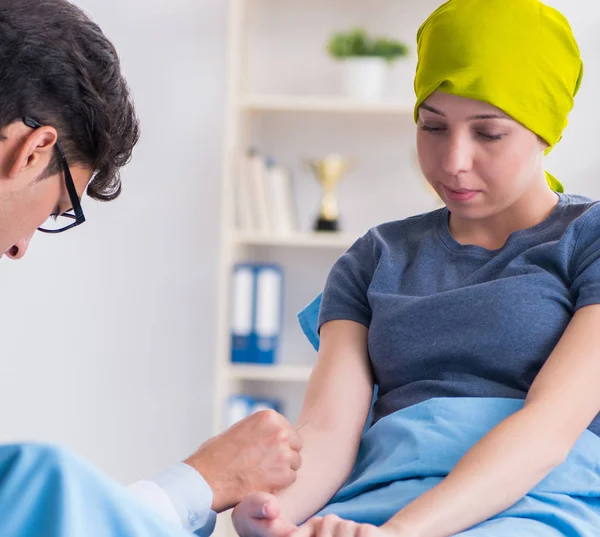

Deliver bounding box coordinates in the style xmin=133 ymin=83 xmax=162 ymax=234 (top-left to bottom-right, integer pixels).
xmin=230 ymin=263 xmax=284 ymax=365
xmin=236 ymin=149 xmax=299 ymax=236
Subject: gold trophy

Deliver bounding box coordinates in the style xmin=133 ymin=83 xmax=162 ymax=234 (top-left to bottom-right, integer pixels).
xmin=307 ymin=154 xmax=351 ymax=232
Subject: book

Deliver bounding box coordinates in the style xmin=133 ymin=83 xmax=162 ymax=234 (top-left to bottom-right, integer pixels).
xmin=230 ymin=264 xmax=255 ymax=363
xmin=235 ymin=152 xmax=256 ymax=232
xmin=265 ymin=161 xmax=299 ymax=236
xmin=230 ymin=263 xmax=284 ymax=365
xmin=247 ymin=150 xmax=271 ymax=234
xmin=254 ymin=264 xmax=284 ymax=364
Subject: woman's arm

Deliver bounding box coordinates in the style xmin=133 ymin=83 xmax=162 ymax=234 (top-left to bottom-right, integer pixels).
xmin=381 ymin=304 xmax=600 ymax=537
xmin=232 ymin=319 xmax=373 ymax=537
xmin=278 ymin=320 xmax=374 ymax=523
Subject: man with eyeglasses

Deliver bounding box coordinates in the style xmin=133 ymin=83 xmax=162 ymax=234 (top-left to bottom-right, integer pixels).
xmin=0 ymin=1 xmax=302 ymax=536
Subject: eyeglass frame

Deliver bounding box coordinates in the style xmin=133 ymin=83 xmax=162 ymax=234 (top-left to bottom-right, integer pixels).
xmin=22 ymin=116 xmax=86 ymax=234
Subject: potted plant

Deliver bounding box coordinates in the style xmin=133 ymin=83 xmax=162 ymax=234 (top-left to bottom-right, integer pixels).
xmin=327 ymin=28 xmax=409 ymax=100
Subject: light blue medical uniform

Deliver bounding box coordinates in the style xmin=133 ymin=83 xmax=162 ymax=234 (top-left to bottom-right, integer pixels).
xmin=0 ymin=442 xmax=204 ymax=536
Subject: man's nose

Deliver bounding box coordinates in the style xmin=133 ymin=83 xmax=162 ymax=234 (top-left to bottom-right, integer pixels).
xmin=5 ymin=237 xmax=32 ymax=260
xmin=441 ymin=131 xmax=473 ymax=178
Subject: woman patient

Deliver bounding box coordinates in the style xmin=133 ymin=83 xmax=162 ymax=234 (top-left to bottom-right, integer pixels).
xmin=234 ymin=1 xmax=600 ymax=536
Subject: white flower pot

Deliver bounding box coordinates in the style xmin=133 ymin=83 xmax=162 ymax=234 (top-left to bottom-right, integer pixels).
xmin=341 ymin=57 xmax=388 ymax=101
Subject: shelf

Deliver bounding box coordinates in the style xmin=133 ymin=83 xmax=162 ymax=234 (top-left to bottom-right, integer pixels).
xmin=239 ymin=95 xmax=415 ymax=115
xmin=234 ymin=231 xmax=356 ymax=249
xmin=228 ymin=364 xmax=314 ymax=382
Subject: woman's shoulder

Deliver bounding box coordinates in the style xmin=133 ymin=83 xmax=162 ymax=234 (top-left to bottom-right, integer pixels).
xmin=545 ymin=194 xmax=600 ymax=266
xmin=560 ymin=193 xmax=600 ymax=233
xmin=561 ymin=192 xmax=600 ymax=212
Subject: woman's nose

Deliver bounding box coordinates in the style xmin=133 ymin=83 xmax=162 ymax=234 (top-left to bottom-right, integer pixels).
xmin=441 ymin=131 xmax=473 ymax=177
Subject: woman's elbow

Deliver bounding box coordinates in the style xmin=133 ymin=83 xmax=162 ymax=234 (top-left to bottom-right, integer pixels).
xmin=543 ymin=449 xmax=568 ymax=473
xmin=532 ymin=433 xmax=574 ymax=477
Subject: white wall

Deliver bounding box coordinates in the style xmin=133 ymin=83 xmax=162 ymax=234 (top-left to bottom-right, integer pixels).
xmin=0 ymin=0 xmax=598 ymax=485
xmin=545 ymin=0 xmax=600 ymax=198
xmin=0 ymin=0 xmax=227 ymax=483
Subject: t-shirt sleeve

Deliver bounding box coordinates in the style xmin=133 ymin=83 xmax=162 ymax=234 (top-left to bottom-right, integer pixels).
xmin=571 ymin=208 xmax=600 ymax=311
xmin=318 ymin=230 xmax=377 ymax=331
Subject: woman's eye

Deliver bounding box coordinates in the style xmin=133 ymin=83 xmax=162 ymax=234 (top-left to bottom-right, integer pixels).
xmin=420 ymin=124 xmax=505 ymax=142
xmin=420 ymin=125 xmax=447 ymax=135
xmin=477 ymin=132 xmax=504 ymax=142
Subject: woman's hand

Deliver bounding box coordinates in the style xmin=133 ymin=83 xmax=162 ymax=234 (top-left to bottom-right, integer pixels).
xmin=233 ymin=492 xmax=298 ymax=537
xmin=291 ymin=515 xmax=406 ymax=537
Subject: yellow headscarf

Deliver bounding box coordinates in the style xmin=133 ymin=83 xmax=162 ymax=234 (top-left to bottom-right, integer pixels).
xmin=414 ymin=0 xmax=584 ymax=192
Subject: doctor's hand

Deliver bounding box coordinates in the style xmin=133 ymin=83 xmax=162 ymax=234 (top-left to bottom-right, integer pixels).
xmin=184 ymin=410 xmax=303 ymax=513
xmin=233 ymin=492 xmax=297 ymax=537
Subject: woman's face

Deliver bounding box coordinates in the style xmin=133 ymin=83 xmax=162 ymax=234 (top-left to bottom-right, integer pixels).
xmin=416 ymin=91 xmax=548 ymax=219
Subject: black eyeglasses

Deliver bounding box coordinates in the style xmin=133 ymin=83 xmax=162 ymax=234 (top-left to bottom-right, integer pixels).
xmin=23 ymin=116 xmax=86 ymax=234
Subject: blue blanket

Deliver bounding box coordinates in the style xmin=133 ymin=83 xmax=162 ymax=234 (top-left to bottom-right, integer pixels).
xmin=315 ymin=398 xmax=600 ymax=536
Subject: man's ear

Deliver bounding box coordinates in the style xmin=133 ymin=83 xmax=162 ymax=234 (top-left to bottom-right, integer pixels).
xmin=8 ymin=126 xmax=58 ymax=180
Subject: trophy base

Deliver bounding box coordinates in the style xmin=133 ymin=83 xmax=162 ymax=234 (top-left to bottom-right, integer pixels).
xmin=314 ymin=218 xmax=339 ymax=232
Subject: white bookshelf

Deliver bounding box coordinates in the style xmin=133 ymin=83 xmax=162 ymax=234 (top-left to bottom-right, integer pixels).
xmin=214 ymin=0 xmax=434 ymax=428
xmin=228 ymin=364 xmax=313 ymax=382
xmin=234 ymin=231 xmax=357 ymax=249
xmin=239 ymin=94 xmax=415 ymax=115
xmin=214 ymin=3 xmax=435 ymax=533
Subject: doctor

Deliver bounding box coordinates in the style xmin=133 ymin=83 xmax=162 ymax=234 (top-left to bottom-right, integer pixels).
xmin=0 ymin=1 xmax=302 ymax=536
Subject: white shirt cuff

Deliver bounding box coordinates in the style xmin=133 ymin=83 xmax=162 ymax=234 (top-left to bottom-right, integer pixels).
xmin=128 ymin=479 xmax=181 ymax=526
xmin=128 ymin=463 xmax=216 ymax=535
xmin=152 ymin=462 xmax=217 ymax=535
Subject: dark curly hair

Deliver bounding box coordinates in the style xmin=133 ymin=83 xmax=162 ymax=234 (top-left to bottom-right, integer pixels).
xmin=0 ymin=0 xmax=140 ymax=201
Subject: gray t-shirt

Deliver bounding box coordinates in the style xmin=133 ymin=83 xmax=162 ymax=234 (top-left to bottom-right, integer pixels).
xmin=319 ymin=193 xmax=600 ymax=435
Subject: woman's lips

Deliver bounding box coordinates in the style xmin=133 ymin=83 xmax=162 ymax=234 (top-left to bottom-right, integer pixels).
xmin=442 ymin=185 xmax=479 ymax=202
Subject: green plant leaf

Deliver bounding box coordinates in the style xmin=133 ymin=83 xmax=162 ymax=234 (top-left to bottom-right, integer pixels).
xmin=326 ymin=28 xmax=409 ymax=63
